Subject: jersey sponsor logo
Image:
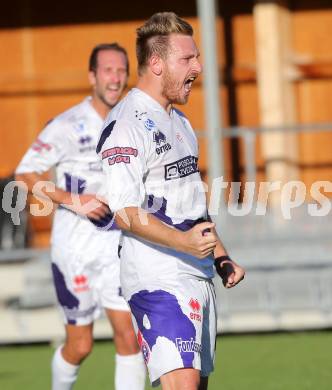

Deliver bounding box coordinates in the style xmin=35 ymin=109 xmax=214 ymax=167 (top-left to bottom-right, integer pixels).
xmin=189 ymin=298 xmax=202 ymax=322
xmin=175 ymin=337 xmax=202 ymax=353
xmin=153 ymin=130 xmax=172 ymax=155
xmin=31 ymin=138 xmax=52 ymax=153
xmin=156 ymin=143 xmax=172 ymax=155
xmin=102 ymin=146 xmax=138 ymax=159
xmin=73 ymin=275 xmax=89 ymax=293
xmin=79 ymin=136 xmax=92 ymax=145
xmin=78 ymin=136 xmax=95 ymax=152
xmin=153 ymin=130 xmax=166 ymax=146
xmin=137 ymin=330 xmax=151 ymax=363
xmin=102 ymin=146 xmax=138 ymax=165
xmin=164 ymin=156 xmax=199 ymax=181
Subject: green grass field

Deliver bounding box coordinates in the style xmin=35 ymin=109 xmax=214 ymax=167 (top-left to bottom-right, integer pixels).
xmin=0 ymin=331 xmax=331 ymax=389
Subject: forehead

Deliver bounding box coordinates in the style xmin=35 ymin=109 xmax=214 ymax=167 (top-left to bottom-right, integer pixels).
xmin=168 ymin=34 xmax=198 ymax=56
xmin=96 ymin=49 xmax=127 ymax=68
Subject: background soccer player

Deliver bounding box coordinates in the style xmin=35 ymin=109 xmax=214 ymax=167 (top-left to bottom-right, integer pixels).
xmin=15 ymin=43 xmax=145 ymax=390
xmin=97 ymin=13 xmax=245 ymax=390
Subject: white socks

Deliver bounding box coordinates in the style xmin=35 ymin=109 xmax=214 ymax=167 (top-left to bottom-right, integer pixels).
xmin=115 ymin=352 xmax=146 ymax=390
xmin=51 ymin=346 xmax=146 ymax=390
xmin=51 ymin=346 xmax=80 ymax=390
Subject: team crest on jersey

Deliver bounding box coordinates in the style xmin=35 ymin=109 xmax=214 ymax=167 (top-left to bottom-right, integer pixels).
xmin=144 ymin=118 xmax=156 ymax=131
xmin=73 ymin=120 xmax=86 ymax=133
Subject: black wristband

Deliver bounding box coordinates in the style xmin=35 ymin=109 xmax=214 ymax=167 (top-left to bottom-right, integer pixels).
xmin=214 ymin=255 xmax=231 ymax=264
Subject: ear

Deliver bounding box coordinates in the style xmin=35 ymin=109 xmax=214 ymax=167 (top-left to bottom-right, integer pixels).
xmin=149 ymin=55 xmax=163 ymax=76
xmin=88 ymin=70 xmax=96 ymax=87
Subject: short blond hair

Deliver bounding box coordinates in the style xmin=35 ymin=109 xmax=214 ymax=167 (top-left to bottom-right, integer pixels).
xmin=136 ymin=12 xmax=193 ymax=75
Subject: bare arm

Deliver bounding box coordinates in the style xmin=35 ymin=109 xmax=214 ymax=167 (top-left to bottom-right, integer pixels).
xmin=15 ymin=171 xmax=109 ymax=220
xmin=115 ymin=206 xmax=218 ymax=259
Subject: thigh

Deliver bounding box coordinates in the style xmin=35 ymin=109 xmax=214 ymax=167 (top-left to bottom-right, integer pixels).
xmin=51 ymin=246 xmax=100 ymax=326
xmin=105 ymin=308 xmax=139 ymax=354
xmin=160 ymin=367 xmax=200 ymax=390
xmin=95 ymin=255 xmax=130 ymax=312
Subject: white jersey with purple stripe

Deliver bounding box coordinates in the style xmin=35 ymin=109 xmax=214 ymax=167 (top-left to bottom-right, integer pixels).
xmin=16 ymin=97 xmax=120 ymax=261
xmin=97 ymin=88 xmax=214 ymax=299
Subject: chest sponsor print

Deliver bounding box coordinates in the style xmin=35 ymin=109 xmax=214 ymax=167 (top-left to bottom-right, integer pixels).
xmin=164 ymin=155 xmax=199 ymax=180
xmin=102 ymin=146 xmax=138 ymax=165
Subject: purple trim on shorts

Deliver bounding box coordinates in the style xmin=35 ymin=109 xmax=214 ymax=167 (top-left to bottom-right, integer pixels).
xmin=129 ymin=289 xmax=197 ymax=368
xmin=51 ymin=263 xmax=79 ymax=324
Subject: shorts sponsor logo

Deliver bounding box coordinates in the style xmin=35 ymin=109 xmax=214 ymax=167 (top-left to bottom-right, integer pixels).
xmin=175 ymin=337 xmax=202 ymax=353
xmin=189 ymin=298 xmax=201 ymax=322
xmin=102 ymin=146 xmax=138 ymax=165
xmin=137 ymin=330 xmax=151 ymax=363
xmin=165 ymin=156 xmax=199 ymax=181
xmin=73 ymin=275 xmax=89 ymax=293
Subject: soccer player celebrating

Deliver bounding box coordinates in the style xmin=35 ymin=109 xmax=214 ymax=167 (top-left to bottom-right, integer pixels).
xmin=15 ymin=43 xmax=145 ymax=390
xmin=97 ymin=13 xmax=245 ymax=390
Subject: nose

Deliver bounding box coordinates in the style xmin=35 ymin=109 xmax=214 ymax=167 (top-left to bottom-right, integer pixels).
xmin=110 ymin=69 xmax=121 ymax=83
xmin=194 ymin=59 xmax=203 ymax=75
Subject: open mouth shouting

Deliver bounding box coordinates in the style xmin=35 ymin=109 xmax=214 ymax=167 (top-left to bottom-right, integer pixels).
xmin=184 ymin=75 xmax=197 ymax=94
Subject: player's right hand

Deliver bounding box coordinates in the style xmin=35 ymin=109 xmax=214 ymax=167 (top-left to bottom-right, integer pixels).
xmin=180 ymin=222 xmax=217 ymax=259
xmin=66 ymin=193 xmax=111 ymax=220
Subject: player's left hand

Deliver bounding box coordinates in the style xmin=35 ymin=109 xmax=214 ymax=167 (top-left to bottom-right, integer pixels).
xmin=214 ymin=256 xmax=245 ymax=288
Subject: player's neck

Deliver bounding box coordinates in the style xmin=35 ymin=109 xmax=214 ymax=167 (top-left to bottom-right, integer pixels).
xmin=136 ymin=78 xmax=171 ymax=114
xmin=90 ymin=95 xmax=111 ymax=120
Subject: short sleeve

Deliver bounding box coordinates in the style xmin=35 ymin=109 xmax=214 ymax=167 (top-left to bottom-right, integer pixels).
xmin=16 ymin=119 xmax=70 ymax=174
xmin=97 ymin=119 xmax=147 ymax=212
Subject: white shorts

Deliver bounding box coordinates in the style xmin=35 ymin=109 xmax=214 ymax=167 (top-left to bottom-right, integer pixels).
xmin=128 ymin=278 xmax=217 ymax=386
xmin=51 ymin=245 xmax=129 ymax=326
